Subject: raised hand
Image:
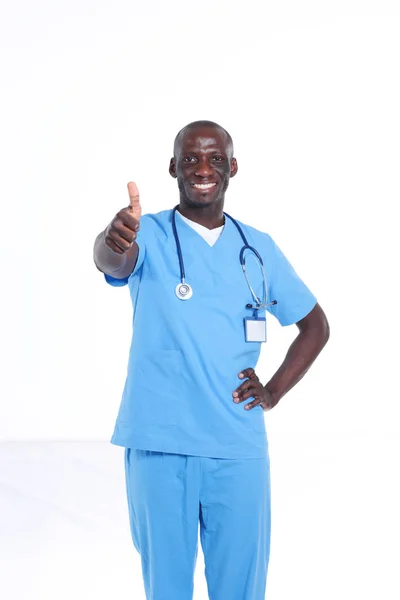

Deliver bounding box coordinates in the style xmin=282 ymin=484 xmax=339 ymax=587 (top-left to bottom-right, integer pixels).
xmin=104 ymin=182 xmax=142 ymax=255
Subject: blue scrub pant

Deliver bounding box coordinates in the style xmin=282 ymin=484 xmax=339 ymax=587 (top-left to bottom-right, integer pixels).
xmin=124 ymin=448 xmax=271 ymax=600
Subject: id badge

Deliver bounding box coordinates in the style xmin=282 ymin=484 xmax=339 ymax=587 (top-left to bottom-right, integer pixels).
xmin=244 ymin=317 xmax=266 ymax=343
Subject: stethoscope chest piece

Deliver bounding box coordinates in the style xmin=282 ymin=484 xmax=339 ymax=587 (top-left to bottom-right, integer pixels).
xmin=176 ymin=282 xmax=193 ymax=300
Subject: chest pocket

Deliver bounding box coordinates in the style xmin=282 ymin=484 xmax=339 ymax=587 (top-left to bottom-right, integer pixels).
xmin=215 ymin=249 xmax=267 ymax=309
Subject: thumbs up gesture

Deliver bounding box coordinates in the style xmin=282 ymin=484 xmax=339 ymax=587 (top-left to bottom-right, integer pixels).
xmin=104 ymin=182 xmax=142 ymax=255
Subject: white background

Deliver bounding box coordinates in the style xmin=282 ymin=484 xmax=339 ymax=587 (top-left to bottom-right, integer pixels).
xmin=1 ymin=0 xmax=399 ymax=598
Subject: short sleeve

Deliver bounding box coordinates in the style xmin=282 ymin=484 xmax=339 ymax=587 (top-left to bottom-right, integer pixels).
xmin=266 ymin=235 xmax=317 ymax=326
xmin=103 ymin=224 xmax=147 ymax=288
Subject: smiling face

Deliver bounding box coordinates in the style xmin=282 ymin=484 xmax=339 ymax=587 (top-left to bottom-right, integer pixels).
xmin=169 ymin=124 xmax=238 ymax=209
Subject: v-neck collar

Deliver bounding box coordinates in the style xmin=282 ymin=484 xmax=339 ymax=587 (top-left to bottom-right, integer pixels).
xmin=173 ymin=208 xmax=229 ymax=251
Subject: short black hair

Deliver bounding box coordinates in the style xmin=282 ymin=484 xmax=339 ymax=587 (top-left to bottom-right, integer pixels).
xmin=173 ymin=120 xmax=234 ymax=157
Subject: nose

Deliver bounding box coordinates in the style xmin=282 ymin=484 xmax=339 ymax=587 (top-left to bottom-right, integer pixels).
xmin=194 ymin=157 xmax=214 ymax=178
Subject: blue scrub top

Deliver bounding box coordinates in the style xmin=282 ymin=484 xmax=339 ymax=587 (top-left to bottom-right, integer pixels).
xmin=104 ymin=209 xmax=317 ymax=459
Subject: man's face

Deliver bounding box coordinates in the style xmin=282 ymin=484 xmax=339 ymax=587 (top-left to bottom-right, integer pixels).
xmin=169 ymin=126 xmax=238 ymax=207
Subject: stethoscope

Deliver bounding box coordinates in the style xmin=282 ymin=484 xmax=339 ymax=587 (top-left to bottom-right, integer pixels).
xmin=171 ymin=206 xmax=277 ymax=311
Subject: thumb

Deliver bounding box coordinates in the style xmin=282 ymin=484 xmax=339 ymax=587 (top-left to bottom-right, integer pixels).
xmin=127 ymin=181 xmax=142 ymax=220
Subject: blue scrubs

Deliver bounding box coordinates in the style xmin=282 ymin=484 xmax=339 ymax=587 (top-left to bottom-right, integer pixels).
xmin=105 ymin=209 xmax=317 ymax=598
xmin=125 ymin=448 xmax=271 ymax=600
xmin=105 ymin=209 xmax=317 ymax=459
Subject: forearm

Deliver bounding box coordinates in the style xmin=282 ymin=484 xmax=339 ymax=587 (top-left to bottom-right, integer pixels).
xmin=265 ymin=325 xmax=329 ymax=404
xmin=93 ymin=230 xmax=139 ymax=278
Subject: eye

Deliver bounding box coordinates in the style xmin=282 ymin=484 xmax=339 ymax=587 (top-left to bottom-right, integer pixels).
xmin=212 ymin=156 xmax=224 ymax=162
xmin=183 ymin=156 xmax=197 ymax=163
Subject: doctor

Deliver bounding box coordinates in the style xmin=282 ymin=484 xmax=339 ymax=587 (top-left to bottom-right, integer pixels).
xmin=93 ymin=120 xmax=330 ymax=600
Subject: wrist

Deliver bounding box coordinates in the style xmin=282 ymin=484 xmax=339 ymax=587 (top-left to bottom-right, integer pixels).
xmin=264 ymin=384 xmax=281 ymax=405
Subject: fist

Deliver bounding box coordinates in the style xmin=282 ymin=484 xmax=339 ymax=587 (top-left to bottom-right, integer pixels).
xmin=104 ymin=182 xmax=142 ymax=255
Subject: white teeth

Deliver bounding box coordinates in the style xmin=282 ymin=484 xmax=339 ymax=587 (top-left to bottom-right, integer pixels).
xmin=193 ymin=183 xmax=216 ymax=189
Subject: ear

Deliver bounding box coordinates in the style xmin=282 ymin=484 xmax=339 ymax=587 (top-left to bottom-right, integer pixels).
xmin=169 ymin=158 xmax=177 ymax=178
xmin=229 ymin=157 xmax=238 ymax=178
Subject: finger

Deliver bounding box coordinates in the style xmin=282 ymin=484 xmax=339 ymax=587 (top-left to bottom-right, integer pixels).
xmin=247 ymin=393 xmax=274 ymax=411
xmin=232 ymin=379 xmax=253 ymax=399
xmin=244 ymin=398 xmax=263 ymax=411
xmin=119 ymin=210 xmax=140 ymax=232
xmin=233 ymin=370 xmax=259 ymax=397
xmin=245 ymin=396 xmax=274 ymax=412
xmin=111 ymin=218 xmax=138 ymax=243
xmin=106 ymin=232 xmax=132 ymax=252
xmin=238 ymin=386 xmax=263 ymax=403
xmin=238 ymin=368 xmax=256 ymax=380
xmin=105 ymin=237 xmax=125 ymax=254
xmin=127 ymin=181 xmax=141 ymax=220
xmin=233 ymin=385 xmax=261 ymax=403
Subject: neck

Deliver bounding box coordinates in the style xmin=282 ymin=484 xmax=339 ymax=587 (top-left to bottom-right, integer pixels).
xmin=177 ymin=200 xmax=225 ymax=230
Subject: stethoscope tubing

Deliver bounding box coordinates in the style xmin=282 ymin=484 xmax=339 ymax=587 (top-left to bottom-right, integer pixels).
xmin=172 ymin=206 xmax=187 ymax=283
xmin=172 ymin=206 xmax=271 ymax=308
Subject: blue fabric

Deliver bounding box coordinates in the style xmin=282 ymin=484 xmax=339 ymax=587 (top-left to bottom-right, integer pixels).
xmin=125 ymin=448 xmax=271 ymax=600
xmin=105 ymin=209 xmax=317 ymax=458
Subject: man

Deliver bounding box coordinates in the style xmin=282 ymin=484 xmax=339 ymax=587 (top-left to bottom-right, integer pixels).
xmin=93 ymin=120 xmax=330 ymax=600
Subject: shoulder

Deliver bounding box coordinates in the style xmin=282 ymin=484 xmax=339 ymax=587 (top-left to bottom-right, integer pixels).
xmin=227 ymin=216 xmax=276 ymax=251
xmin=140 ymin=209 xmax=172 ymax=226
xmin=138 ymin=209 xmax=173 ymax=238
